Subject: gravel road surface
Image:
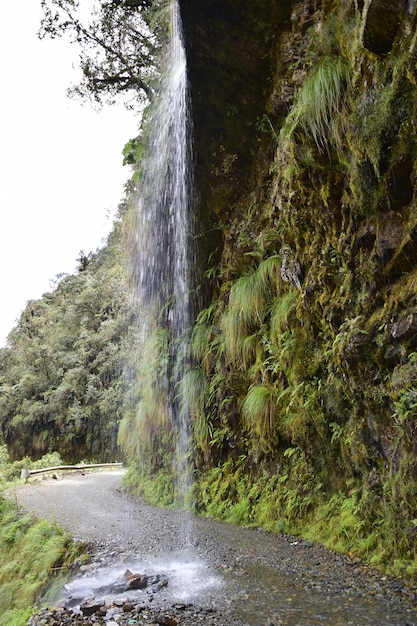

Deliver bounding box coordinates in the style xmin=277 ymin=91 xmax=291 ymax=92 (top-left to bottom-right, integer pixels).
xmin=10 ymin=470 xmax=417 ymax=626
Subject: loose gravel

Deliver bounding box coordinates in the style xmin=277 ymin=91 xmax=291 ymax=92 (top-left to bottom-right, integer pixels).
xmin=10 ymin=471 xmax=417 ymax=626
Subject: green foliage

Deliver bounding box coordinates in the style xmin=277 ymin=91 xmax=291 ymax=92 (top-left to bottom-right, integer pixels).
xmin=0 ymin=220 xmax=129 ymax=463
xmin=122 ymin=134 xmax=149 ymax=182
xmin=281 ymin=57 xmax=348 ymax=153
xmin=241 ymin=384 xmax=278 ymax=450
xmin=270 ymin=289 xmax=297 ymax=339
xmin=352 ymin=85 xmax=396 ymax=176
xmin=118 ymin=290 xmax=193 ymax=506
xmin=0 ymin=446 xmax=63 ymax=488
xmin=118 ymin=322 xmax=172 ymax=460
xmin=180 ymin=369 xmax=213 ymax=458
xmin=0 ymin=606 xmax=33 ymax=626
xmin=222 ymin=256 xmax=283 ymax=366
xmin=126 ymin=465 xmax=175 ymax=507
xmin=39 ymin=0 xmax=166 ymax=106
xmin=194 ymin=449 xmax=319 ymax=530
xmin=0 ymin=497 xmax=83 ymax=625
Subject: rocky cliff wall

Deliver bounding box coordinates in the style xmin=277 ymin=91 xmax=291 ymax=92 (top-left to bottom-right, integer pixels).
xmin=178 ymin=0 xmax=417 ymax=577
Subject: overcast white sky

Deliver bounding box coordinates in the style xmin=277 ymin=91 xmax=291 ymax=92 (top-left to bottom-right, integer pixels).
xmin=0 ymin=2 xmax=139 ymax=346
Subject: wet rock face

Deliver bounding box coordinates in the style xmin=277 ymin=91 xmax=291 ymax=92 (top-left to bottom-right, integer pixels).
xmin=177 ymin=0 xmax=295 ymax=298
xmin=363 ymin=0 xmax=402 ymax=55
xmin=179 ymin=0 xmax=293 ymax=215
xmin=376 ymin=212 xmax=404 ymax=262
xmin=165 ymin=0 xmax=294 ymax=303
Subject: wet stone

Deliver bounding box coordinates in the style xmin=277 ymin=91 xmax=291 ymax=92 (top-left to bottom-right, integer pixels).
xmin=79 ymin=598 xmax=105 ymax=616
xmin=125 ymin=571 xmax=149 ymax=590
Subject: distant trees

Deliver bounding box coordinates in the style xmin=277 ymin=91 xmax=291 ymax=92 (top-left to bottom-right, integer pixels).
xmin=0 ymin=227 xmax=131 ymax=463
xmin=39 ymin=0 xmax=167 ymax=106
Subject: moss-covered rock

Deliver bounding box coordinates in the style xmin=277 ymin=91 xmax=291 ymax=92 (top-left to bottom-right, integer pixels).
xmin=178 ymin=0 xmax=417 ymax=578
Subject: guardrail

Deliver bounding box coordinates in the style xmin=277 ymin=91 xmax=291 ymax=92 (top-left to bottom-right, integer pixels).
xmin=20 ymin=462 xmax=124 ymax=482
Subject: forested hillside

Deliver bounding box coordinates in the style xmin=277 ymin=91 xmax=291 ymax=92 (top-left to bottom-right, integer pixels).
xmin=2 ymin=0 xmax=417 ymax=581
xmin=0 ymin=214 xmax=129 ymax=462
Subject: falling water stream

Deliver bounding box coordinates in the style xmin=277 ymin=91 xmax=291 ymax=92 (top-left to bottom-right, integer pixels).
xmin=133 ymin=0 xmax=192 ymax=334
xmin=129 ymin=0 xmax=194 ymax=503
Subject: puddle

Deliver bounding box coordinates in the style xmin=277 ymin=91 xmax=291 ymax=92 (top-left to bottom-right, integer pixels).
xmin=225 ymin=563 xmax=416 ymax=626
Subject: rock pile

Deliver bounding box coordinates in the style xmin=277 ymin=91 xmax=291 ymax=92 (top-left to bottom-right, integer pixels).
xmin=65 ymin=568 xmax=169 ymax=611
xmin=28 ymin=565 xmax=244 ymax=626
xmin=27 ymin=602 xmax=243 ymax=626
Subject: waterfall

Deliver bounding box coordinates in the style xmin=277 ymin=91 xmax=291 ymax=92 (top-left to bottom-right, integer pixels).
xmin=135 ymin=0 xmax=192 ymax=329
xmin=125 ymin=0 xmax=195 ymax=506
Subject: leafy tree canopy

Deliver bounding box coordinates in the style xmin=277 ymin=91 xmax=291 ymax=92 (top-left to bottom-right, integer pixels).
xmin=39 ymin=0 xmax=168 ymax=106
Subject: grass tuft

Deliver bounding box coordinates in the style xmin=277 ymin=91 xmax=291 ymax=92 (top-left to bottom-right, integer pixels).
xmin=281 ymin=57 xmax=348 ymax=153
xmin=0 ymin=496 xmax=83 ymax=626
xmin=241 ymin=384 xmax=278 ymax=450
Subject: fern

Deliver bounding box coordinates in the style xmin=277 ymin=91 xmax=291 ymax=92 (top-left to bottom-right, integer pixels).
xmin=222 ymin=256 xmax=284 ymax=365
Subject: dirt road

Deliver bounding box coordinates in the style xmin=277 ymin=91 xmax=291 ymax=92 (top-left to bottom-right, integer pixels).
xmin=11 ymin=470 xmax=188 ymax=554
xmin=11 ymin=470 xmax=417 ymax=626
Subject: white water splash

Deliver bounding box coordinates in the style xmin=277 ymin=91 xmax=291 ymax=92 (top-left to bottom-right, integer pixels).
xmin=63 ymin=551 xmax=223 ymax=609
